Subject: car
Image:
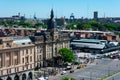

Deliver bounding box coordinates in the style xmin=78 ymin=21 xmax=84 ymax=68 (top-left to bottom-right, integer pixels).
xmin=38 ymin=76 xmax=45 ymax=80
xmin=38 ymin=76 xmax=48 ymax=80
xmin=77 ymin=65 xmax=86 ymax=69
xmin=61 ymin=71 xmax=66 ymax=75
xmin=44 ymin=75 xmax=49 ymax=80
xmin=70 ymin=70 xmax=74 ymax=73
xmin=65 ymin=67 xmax=72 ymax=71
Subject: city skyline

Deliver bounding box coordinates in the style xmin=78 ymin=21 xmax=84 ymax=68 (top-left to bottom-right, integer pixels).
xmin=0 ymin=0 xmax=119 ymax=18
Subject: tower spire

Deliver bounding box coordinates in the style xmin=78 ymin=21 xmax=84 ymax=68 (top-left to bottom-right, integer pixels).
xmin=47 ymin=9 xmax=57 ymax=31
xmin=50 ymin=9 xmax=54 ymax=19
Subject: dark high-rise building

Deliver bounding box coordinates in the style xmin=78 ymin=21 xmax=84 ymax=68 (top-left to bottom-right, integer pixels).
xmin=70 ymin=13 xmax=75 ymax=22
xmin=94 ymin=11 xmax=98 ymax=20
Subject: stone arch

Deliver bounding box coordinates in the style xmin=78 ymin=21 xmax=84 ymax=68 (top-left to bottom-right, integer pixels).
xmin=22 ymin=73 xmax=26 ymax=80
xmin=14 ymin=74 xmax=19 ymax=80
xmin=28 ymin=72 xmax=33 ymax=80
xmin=6 ymin=76 xmax=12 ymax=80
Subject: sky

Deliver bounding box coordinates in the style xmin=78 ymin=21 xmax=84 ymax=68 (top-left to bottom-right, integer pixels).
xmin=0 ymin=0 xmax=119 ymax=19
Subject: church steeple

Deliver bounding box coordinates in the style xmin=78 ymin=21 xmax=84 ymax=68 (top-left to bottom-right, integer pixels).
xmin=50 ymin=9 xmax=54 ymax=19
xmin=47 ymin=9 xmax=57 ymax=31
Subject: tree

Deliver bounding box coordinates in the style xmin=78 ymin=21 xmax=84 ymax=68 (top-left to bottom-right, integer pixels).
xmin=61 ymin=77 xmax=69 ymax=80
xmin=58 ymin=48 xmax=75 ymax=63
xmin=103 ymin=23 xmax=117 ymax=31
xmin=77 ymin=22 xmax=85 ymax=30
xmin=83 ymin=23 xmax=93 ymax=30
xmin=66 ymin=22 xmax=79 ymax=29
xmin=61 ymin=77 xmax=76 ymax=80
xmin=89 ymin=20 xmax=101 ymax=30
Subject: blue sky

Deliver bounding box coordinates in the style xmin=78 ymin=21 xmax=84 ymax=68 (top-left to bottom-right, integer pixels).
xmin=0 ymin=0 xmax=119 ymax=18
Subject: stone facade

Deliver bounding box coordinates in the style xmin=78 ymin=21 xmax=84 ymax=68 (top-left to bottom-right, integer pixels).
xmin=0 ymin=9 xmax=70 ymax=80
xmin=0 ymin=37 xmax=35 ymax=80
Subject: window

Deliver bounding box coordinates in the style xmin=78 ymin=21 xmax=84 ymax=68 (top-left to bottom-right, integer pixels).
xmin=15 ymin=67 xmax=16 ymax=72
xmin=30 ymin=48 xmax=32 ymax=54
xmin=22 ymin=67 xmax=24 ymax=70
xmin=22 ymin=43 xmax=25 ymax=45
xmin=28 ymin=42 xmax=31 ymax=44
xmin=40 ymin=49 xmax=42 ymax=53
xmin=17 ymin=67 xmax=19 ymax=72
xmin=6 ymin=52 xmax=10 ymax=57
xmin=22 ymin=58 xmax=24 ymax=63
xmin=30 ymin=56 xmax=32 ymax=62
xmin=26 ymin=49 xmax=28 ymax=54
xmin=25 ymin=57 xmax=29 ymax=63
xmin=14 ymin=59 xmax=18 ymax=65
xmin=7 ymin=69 xmax=11 ymax=74
xmin=6 ymin=43 xmax=11 ymax=47
xmin=6 ymin=52 xmax=11 ymax=67
xmin=30 ymin=64 xmax=32 ymax=68
xmin=14 ymin=51 xmax=18 ymax=56
xmin=40 ymin=55 xmax=41 ymax=60
xmin=6 ymin=60 xmax=10 ymax=67
xmin=0 ymin=54 xmax=2 ymax=68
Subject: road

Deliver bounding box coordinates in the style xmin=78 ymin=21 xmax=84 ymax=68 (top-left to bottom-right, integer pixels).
xmin=49 ymin=58 xmax=120 ymax=80
xmin=107 ymin=71 xmax=120 ymax=80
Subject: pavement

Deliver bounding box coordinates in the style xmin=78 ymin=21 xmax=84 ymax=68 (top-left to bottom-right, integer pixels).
xmin=33 ymin=58 xmax=120 ymax=80
xmin=34 ymin=60 xmax=97 ymax=80
xmin=48 ymin=59 xmax=97 ymax=80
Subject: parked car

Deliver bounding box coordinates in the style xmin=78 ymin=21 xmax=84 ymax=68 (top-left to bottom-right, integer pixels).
xmin=44 ymin=75 xmax=49 ymax=80
xmin=77 ymin=65 xmax=86 ymax=69
xmin=70 ymin=70 xmax=74 ymax=73
xmin=61 ymin=71 xmax=66 ymax=75
xmin=38 ymin=76 xmax=45 ymax=80
xmin=38 ymin=76 xmax=48 ymax=80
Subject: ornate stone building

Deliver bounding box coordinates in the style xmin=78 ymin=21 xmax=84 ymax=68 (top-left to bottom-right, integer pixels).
xmin=0 ymin=37 xmax=35 ymax=80
xmin=0 ymin=9 xmax=70 ymax=80
xmin=31 ymin=9 xmax=70 ymax=68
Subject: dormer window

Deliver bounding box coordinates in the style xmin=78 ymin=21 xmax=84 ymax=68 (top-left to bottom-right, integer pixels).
xmin=6 ymin=43 xmax=11 ymax=47
xmin=22 ymin=43 xmax=25 ymax=45
xmin=28 ymin=42 xmax=31 ymax=44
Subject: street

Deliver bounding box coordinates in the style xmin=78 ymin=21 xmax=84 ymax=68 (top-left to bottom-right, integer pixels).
xmin=49 ymin=58 xmax=120 ymax=80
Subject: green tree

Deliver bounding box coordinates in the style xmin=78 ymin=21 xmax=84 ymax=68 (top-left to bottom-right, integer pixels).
xmin=66 ymin=22 xmax=78 ymax=29
xmin=61 ymin=77 xmax=69 ymax=80
xmin=34 ymin=22 xmax=47 ymax=28
xmin=77 ymin=22 xmax=85 ymax=30
xmin=61 ymin=77 xmax=76 ymax=80
xmin=83 ymin=23 xmax=93 ymax=30
xmin=58 ymin=48 xmax=75 ymax=63
xmin=89 ymin=20 xmax=100 ymax=30
xmin=19 ymin=21 xmax=32 ymax=28
xmin=103 ymin=23 xmax=117 ymax=31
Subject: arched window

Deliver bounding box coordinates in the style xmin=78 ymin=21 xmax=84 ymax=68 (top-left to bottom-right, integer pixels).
xmin=22 ymin=73 xmax=26 ymax=80
xmin=6 ymin=76 xmax=12 ymax=80
xmin=28 ymin=72 xmax=33 ymax=80
xmin=14 ymin=74 xmax=19 ymax=80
